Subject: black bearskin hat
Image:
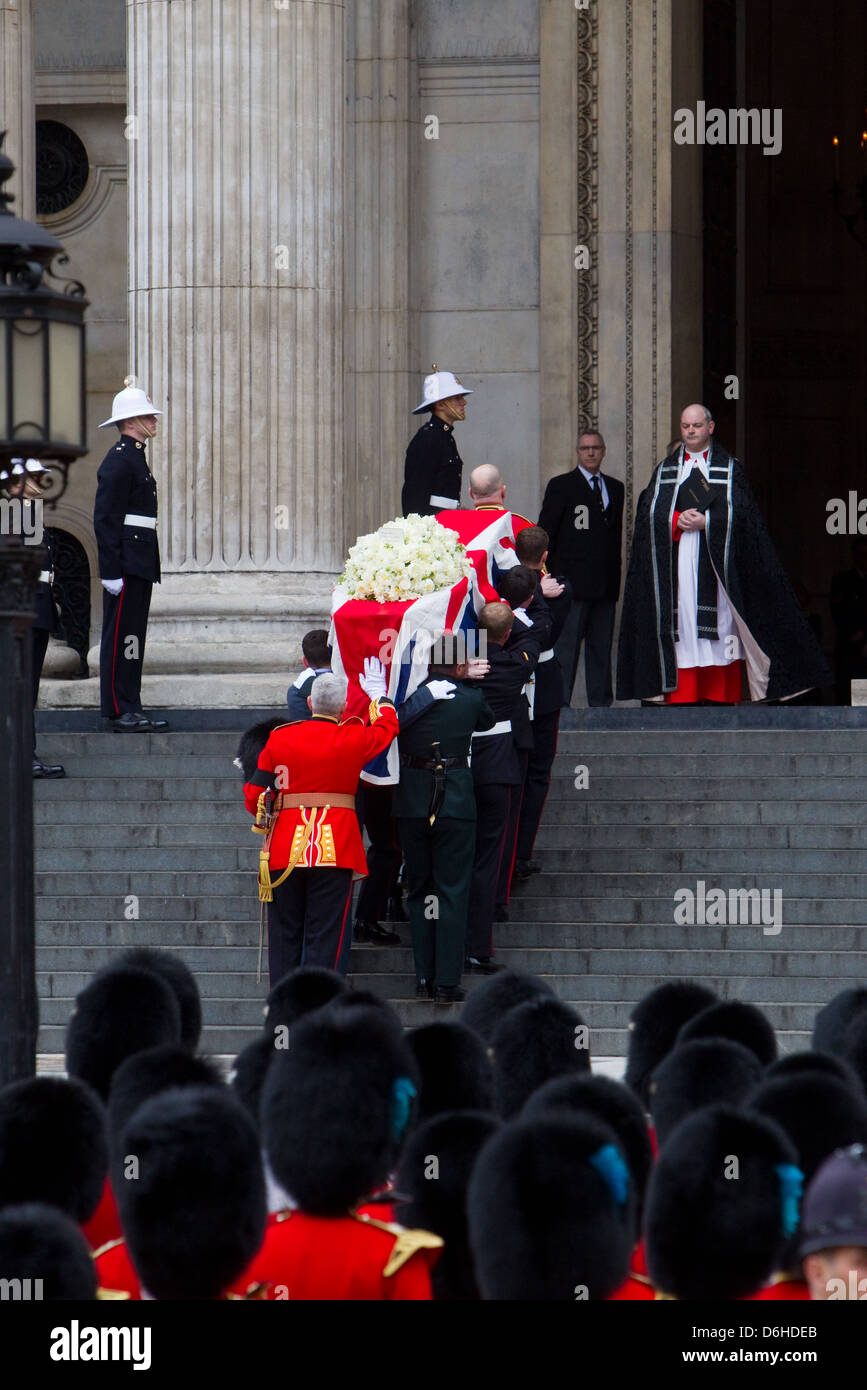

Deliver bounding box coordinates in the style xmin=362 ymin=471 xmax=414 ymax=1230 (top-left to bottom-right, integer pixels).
xmin=624 ymin=980 xmax=717 ymax=1107
xmin=644 ymin=1105 xmax=801 ymax=1300
xmin=107 ymin=1046 xmax=223 ymax=1158
xmin=110 ymin=948 xmax=202 ymax=1051
xmin=230 ymin=1035 xmax=276 ymax=1129
xmin=264 ymin=966 xmax=347 ymax=1043
xmin=460 ymin=968 xmax=555 ymax=1044
xmin=406 ymin=1022 xmax=495 ymax=1125
xmin=765 ymin=1050 xmax=860 ymax=1089
xmin=467 ymin=1112 xmax=635 ymax=1300
xmin=490 ymin=996 xmax=591 ymax=1117
xmin=841 ymin=1010 xmax=867 ymax=1095
xmin=396 ymin=1110 xmax=499 ymax=1300
xmin=677 ymin=999 xmax=777 ymax=1067
xmin=813 ymin=988 xmax=867 ymax=1056
xmin=0 ymin=1204 xmax=97 ymax=1300
xmin=748 ymin=1073 xmax=867 ymax=1186
xmin=116 ymin=1087 xmax=266 ymax=1301
xmin=235 ymin=716 xmax=286 ymax=782
xmin=261 ymin=1000 xmax=418 ymax=1215
xmin=649 ymin=1038 xmax=763 ymax=1150
xmin=0 ymin=1076 xmax=107 ymax=1223
xmin=65 ymin=966 xmax=182 ymax=1101
xmin=523 ymin=1074 xmax=653 ymax=1229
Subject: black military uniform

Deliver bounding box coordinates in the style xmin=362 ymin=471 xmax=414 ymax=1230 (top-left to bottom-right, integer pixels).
xmin=515 ymin=573 xmax=572 ymax=869
xmin=466 ymin=618 xmax=543 ymax=964
xmin=28 ymin=510 xmax=65 ymax=777
xmin=93 ymin=434 xmax=161 ymax=723
xmin=402 ymin=415 xmax=464 ymax=518
xmin=392 ymin=676 xmax=495 ymax=999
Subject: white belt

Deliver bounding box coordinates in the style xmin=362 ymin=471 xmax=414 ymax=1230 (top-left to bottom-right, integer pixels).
xmin=38 ymin=570 xmax=50 ymax=583
xmin=539 ymin=649 xmax=554 ymax=663
xmin=473 ymin=720 xmax=512 ymax=739
xmin=430 ymin=494 xmax=459 ymax=509
xmin=123 ymin=513 xmax=157 ymax=529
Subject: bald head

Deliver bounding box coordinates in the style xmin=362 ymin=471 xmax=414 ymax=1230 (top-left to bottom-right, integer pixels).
xmin=680 ymin=404 xmax=715 ymax=454
xmin=469 ymin=465 xmax=506 ymax=506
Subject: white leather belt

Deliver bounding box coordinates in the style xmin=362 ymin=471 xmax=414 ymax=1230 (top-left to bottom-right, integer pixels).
xmin=539 ymin=649 xmax=554 ymax=662
xmin=473 ymin=720 xmax=512 ymax=739
xmin=123 ymin=513 xmax=157 ymax=528
xmin=38 ymin=570 xmax=50 ymax=583
xmin=430 ymin=494 xmax=459 ymax=509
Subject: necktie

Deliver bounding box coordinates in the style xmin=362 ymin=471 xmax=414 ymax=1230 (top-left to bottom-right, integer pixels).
xmin=591 ymin=474 xmax=605 ymax=511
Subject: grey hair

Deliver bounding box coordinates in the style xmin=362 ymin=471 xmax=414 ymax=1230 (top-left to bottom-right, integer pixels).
xmin=576 ymin=429 xmax=606 ymax=448
xmin=310 ymin=673 xmax=348 ymax=717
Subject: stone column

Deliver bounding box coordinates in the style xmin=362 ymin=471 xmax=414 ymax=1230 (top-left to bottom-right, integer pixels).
xmin=124 ymin=0 xmax=345 ymax=700
xmin=0 ymin=0 xmax=35 ymax=217
xmin=345 ymin=0 xmax=412 ymax=536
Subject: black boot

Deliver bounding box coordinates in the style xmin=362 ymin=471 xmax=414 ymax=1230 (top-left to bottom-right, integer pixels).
xmin=434 ymin=985 xmax=467 ymax=1004
xmin=33 ymin=759 xmax=65 ymax=779
xmin=353 ymin=920 xmax=401 ymax=946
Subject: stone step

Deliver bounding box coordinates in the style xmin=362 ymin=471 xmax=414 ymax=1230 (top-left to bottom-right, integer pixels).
xmin=35 ymin=953 xmax=867 ymax=996
xmin=33 ymin=920 xmax=867 ymax=953
xmin=35 ymin=823 xmax=251 ymax=849
xmin=541 ymin=801 xmax=867 ymax=826
xmin=33 ymin=893 xmax=867 ymax=925
xmin=533 ymin=824 xmax=867 ymax=849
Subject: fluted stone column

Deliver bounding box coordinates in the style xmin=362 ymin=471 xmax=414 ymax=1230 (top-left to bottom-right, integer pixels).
xmin=345 ymin=0 xmax=412 ymax=536
xmin=0 ymin=0 xmax=35 ymax=217
xmin=123 ymin=0 xmax=345 ymax=696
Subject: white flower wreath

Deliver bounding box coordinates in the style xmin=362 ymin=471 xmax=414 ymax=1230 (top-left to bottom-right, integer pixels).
xmin=339 ymin=514 xmax=475 ymax=604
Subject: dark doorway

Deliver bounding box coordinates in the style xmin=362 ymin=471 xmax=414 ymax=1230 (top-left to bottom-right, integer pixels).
xmin=703 ymin=0 xmax=867 ymax=696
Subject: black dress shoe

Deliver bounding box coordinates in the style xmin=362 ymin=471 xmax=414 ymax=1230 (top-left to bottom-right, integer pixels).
xmin=110 ymin=712 xmax=154 ymax=731
xmin=493 ymin=906 xmax=510 ymax=923
xmin=353 ymin=921 xmax=401 ymax=946
xmin=32 ymin=759 xmax=66 ymax=779
xmin=464 ymin=956 xmax=504 ymax=975
xmin=514 ymin=859 xmax=541 ymax=880
xmin=434 ymin=985 xmax=466 ymax=1004
xmin=415 ymin=978 xmax=435 ymax=1000
xmin=142 ymin=714 xmax=169 ymax=729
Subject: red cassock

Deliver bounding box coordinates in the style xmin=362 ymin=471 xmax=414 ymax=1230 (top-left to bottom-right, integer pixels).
xmin=436 ymin=506 xmax=533 ymax=605
xmin=243 ymin=702 xmax=399 ymax=873
xmin=229 ymin=1209 xmax=442 ymax=1301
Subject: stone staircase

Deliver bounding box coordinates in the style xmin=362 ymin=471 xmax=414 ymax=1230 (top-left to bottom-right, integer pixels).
xmin=34 ymin=708 xmax=867 ymax=1059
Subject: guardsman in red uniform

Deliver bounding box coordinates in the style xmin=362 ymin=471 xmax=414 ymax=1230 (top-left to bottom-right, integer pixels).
xmin=231 ymin=996 xmax=442 ymax=1300
xmin=243 ymin=662 xmax=398 ymax=984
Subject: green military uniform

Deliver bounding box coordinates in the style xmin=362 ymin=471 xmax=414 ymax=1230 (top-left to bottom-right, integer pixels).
xmin=393 ymin=677 xmax=495 ymax=992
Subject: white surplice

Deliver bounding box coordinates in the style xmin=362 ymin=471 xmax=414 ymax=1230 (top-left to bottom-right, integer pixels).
xmin=674 ymin=451 xmax=738 ymax=670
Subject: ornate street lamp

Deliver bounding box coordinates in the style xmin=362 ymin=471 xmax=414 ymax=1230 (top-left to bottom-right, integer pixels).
xmin=0 ymin=134 xmax=89 ymax=1082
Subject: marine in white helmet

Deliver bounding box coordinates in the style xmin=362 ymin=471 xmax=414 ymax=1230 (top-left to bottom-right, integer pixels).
xmin=92 ymin=377 xmax=168 ymax=731
xmin=401 ymin=366 xmax=474 ymax=518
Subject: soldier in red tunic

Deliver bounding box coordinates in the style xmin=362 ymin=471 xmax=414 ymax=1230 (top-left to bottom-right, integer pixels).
xmin=243 ymin=664 xmax=398 ymax=983
xmin=230 ymin=997 xmax=442 ymax=1300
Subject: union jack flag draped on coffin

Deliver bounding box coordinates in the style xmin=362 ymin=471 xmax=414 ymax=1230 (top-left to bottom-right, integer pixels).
xmin=330 ymin=577 xmax=479 ymax=785
xmin=434 ymin=508 xmax=526 ymax=609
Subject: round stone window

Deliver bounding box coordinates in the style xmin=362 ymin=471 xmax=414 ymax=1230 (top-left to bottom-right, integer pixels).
xmin=35 ymin=120 xmax=90 ymax=216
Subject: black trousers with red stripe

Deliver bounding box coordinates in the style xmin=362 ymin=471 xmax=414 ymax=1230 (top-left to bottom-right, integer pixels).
xmin=99 ymin=575 xmax=152 ymax=718
xmin=267 ymin=866 xmax=354 ymax=987
xmin=515 ymin=709 xmax=561 ymax=863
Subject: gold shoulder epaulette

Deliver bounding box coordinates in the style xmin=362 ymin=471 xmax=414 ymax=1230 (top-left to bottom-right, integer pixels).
xmin=96 ymin=1287 xmax=131 ymax=1300
xmin=350 ymin=1212 xmax=443 ymax=1276
xmin=92 ymin=1236 xmax=126 ymax=1261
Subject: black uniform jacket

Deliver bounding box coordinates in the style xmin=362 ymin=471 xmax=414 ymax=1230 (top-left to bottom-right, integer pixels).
xmin=402 ymin=414 xmax=464 ymax=517
xmin=538 ymin=467 xmax=624 ymax=600
xmin=392 ymin=679 xmax=495 ymax=821
xmin=93 ymin=435 xmax=161 ymax=583
xmin=468 ymin=621 xmax=543 ymax=786
xmin=23 ymin=502 xmax=59 ymax=634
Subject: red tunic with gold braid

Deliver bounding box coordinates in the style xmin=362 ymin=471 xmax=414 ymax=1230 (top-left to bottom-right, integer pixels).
xmin=243 ymin=701 xmax=398 ymax=874
xmin=229 ymin=1209 xmax=442 ymax=1301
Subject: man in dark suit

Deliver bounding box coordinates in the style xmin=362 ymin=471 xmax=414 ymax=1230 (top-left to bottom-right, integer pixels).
xmin=538 ymin=431 xmax=624 ymax=707
xmin=392 ymin=635 xmax=495 ymax=1002
xmin=93 ymin=378 xmax=168 ymax=732
xmin=830 ymin=539 xmax=867 ymax=704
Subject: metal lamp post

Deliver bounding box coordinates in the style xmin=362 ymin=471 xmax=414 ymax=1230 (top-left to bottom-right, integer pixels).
xmin=0 ymin=133 xmax=88 ymax=1083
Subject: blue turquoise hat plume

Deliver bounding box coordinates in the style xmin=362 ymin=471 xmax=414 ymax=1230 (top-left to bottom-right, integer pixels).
xmin=589 ymin=1143 xmax=630 ymax=1208
xmin=775 ymin=1163 xmax=803 ymax=1239
xmin=391 ymin=1076 xmax=417 ymax=1143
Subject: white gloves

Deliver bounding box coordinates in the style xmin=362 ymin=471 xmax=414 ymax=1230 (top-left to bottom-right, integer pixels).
xmin=359 ymin=656 xmax=387 ymax=700
xmin=466 ymin=657 xmax=490 ymax=679
xmin=101 ymin=578 xmax=124 ymax=596
xmin=427 ymin=680 xmax=456 ymax=701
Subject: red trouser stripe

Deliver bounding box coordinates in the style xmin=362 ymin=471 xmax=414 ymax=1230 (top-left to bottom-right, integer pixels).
xmin=333 ymin=881 xmax=354 ymax=970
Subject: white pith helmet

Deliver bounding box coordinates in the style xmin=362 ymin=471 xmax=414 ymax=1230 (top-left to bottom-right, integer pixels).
xmin=412 ymin=365 xmax=473 ymax=415
xmin=0 ymin=457 xmax=50 ymax=482
xmin=99 ymin=376 xmax=164 ymax=428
